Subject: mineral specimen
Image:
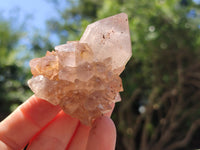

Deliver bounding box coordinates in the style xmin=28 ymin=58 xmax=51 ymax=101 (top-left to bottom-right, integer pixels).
xmin=28 ymin=13 xmax=132 ymax=125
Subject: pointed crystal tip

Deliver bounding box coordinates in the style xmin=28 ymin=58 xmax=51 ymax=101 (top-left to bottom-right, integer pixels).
xmin=28 ymin=13 xmax=132 ymax=125
xmin=80 ymin=13 xmax=132 ymax=72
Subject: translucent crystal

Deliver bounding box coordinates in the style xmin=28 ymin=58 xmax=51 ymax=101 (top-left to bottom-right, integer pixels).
xmin=55 ymin=41 xmax=93 ymax=67
xmin=28 ymin=13 xmax=132 ymax=125
xmin=80 ymin=13 xmax=132 ymax=73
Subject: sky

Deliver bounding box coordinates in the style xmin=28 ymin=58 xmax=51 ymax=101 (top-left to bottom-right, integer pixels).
xmin=0 ymin=0 xmax=70 ymax=46
xmin=193 ymin=0 xmax=200 ymax=4
xmin=0 ymin=0 xmax=66 ymax=32
xmin=1 ymin=0 xmax=200 ymax=30
xmin=1 ymin=0 xmax=200 ymax=42
xmin=0 ymin=0 xmax=71 ymax=61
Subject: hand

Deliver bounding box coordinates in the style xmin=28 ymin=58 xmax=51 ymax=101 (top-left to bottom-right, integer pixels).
xmin=0 ymin=95 xmax=116 ymax=150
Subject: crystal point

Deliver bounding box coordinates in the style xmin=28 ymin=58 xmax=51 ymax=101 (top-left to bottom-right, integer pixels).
xmin=80 ymin=13 xmax=132 ymax=73
xmin=28 ymin=13 xmax=132 ymax=125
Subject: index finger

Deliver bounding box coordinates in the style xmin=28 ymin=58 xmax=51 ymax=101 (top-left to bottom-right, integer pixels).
xmin=0 ymin=95 xmax=61 ymax=150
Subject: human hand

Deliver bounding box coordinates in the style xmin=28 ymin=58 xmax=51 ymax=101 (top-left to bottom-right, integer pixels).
xmin=0 ymin=95 xmax=116 ymax=150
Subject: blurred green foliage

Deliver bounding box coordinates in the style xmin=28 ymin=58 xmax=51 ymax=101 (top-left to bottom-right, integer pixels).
xmin=1 ymin=0 xmax=200 ymax=149
xmin=0 ymin=18 xmax=30 ymax=118
xmin=0 ymin=17 xmax=54 ymax=119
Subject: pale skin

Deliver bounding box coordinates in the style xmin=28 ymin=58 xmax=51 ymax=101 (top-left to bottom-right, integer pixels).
xmin=0 ymin=95 xmax=116 ymax=150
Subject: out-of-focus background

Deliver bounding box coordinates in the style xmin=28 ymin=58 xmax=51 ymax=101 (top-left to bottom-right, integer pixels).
xmin=0 ymin=0 xmax=200 ymax=149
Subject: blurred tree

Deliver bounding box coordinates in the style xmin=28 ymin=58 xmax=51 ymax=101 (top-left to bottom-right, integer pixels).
xmin=0 ymin=18 xmax=32 ymax=120
xmin=47 ymin=0 xmax=103 ymax=43
xmin=1 ymin=0 xmax=200 ymax=149
xmin=0 ymin=16 xmax=54 ymax=122
xmin=0 ymin=9 xmax=57 ymax=122
xmin=47 ymin=0 xmax=200 ymax=149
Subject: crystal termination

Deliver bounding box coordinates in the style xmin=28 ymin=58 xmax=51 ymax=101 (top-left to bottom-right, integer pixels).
xmin=28 ymin=13 xmax=132 ymax=125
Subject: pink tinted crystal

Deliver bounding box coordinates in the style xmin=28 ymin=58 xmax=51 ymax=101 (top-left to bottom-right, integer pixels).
xmin=80 ymin=13 xmax=132 ymax=74
xmin=28 ymin=13 xmax=132 ymax=125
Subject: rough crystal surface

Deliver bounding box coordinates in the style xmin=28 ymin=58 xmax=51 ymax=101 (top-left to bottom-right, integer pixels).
xmin=28 ymin=13 xmax=132 ymax=125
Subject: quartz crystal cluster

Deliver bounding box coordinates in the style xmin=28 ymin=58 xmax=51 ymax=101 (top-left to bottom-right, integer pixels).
xmin=28 ymin=13 xmax=132 ymax=125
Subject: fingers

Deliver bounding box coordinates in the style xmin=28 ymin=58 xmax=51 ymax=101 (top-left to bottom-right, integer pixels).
xmin=0 ymin=95 xmax=116 ymax=150
xmin=67 ymin=123 xmax=91 ymax=150
xmin=0 ymin=140 xmax=11 ymax=150
xmin=27 ymin=111 xmax=79 ymax=150
xmin=66 ymin=103 xmax=115 ymax=150
xmin=86 ymin=116 xmax=116 ymax=150
xmin=0 ymin=95 xmax=61 ymax=150
xmin=27 ymin=104 xmax=115 ymax=150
